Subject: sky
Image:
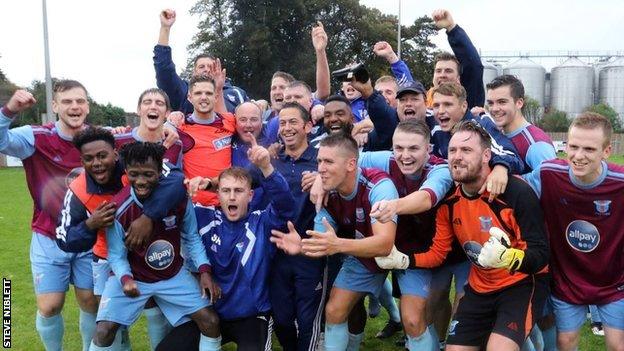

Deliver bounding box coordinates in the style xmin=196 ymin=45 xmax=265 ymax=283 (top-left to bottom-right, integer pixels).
xmin=1 ymin=0 xmax=623 ymax=112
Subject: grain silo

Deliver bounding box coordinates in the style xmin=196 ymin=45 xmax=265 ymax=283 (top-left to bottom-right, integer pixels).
xmin=550 ymin=57 xmax=594 ymax=118
xmin=593 ymin=59 xmax=611 ymax=104
xmin=599 ymin=57 xmax=624 ymax=121
xmin=503 ymin=58 xmax=546 ymax=105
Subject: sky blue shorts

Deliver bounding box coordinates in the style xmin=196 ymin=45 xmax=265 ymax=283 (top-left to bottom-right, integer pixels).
xmin=552 ymin=295 xmax=624 ymax=332
xmin=92 ymin=258 xmax=111 ymax=296
xmin=394 ymin=268 xmax=432 ymax=299
xmin=430 ymin=260 xmax=470 ymax=295
xmin=30 ymin=232 xmax=93 ymax=294
xmin=97 ymin=268 xmax=210 ymax=327
xmin=333 ymin=256 xmax=387 ymax=296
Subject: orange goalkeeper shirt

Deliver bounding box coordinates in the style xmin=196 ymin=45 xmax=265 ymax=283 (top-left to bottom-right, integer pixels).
xmin=180 ymin=112 xmax=235 ymax=206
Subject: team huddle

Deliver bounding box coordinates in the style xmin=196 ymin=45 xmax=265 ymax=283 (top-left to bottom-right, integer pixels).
xmin=1 ymin=7 xmax=623 ymax=351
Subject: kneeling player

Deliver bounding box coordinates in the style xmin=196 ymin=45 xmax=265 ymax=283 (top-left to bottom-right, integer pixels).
xmin=91 ymin=142 xmax=219 ymax=350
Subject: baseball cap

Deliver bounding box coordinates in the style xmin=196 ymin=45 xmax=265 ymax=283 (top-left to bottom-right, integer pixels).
xmin=396 ymin=81 xmax=426 ymax=99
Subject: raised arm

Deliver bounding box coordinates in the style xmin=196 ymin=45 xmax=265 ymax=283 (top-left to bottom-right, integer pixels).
xmin=0 ymin=90 xmax=37 ymax=159
xmin=373 ymin=41 xmax=414 ymax=86
xmin=433 ymin=9 xmax=484 ymax=108
xmin=312 ymin=22 xmax=330 ymax=100
xmin=153 ymin=9 xmax=189 ymax=113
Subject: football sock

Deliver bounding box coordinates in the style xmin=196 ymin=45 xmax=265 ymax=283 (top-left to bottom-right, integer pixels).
xmin=407 ymin=327 xmax=436 ymax=351
xmin=36 ymin=311 xmax=64 ymax=351
xmin=346 ymin=332 xmax=364 ymax=351
xmin=199 ymin=335 xmax=222 ymax=351
xmin=325 ymin=322 xmax=349 ymax=351
xmin=79 ymin=309 xmax=97 ymax=351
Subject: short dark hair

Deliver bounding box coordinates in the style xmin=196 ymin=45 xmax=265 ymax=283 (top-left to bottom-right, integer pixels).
xmin=486 ymin=74 xmax=525 ymax=101
xmin=193 ymin=54 xmax=215 ymax=67
xmin=280 ymin=102 xmax=311 ymax=123
xmin=451 ymin=120 xmax=492 ymax=150
xmin=272 ymin=71 xmax=295 ymax=83
xmin=53 ymin=80 xmax=88 ymax=97
xmin=119 ymin=141 xmax=165 ymax=172
xmin=570 ymin=112 xmax=613 ymax=148
xmin=189 ymin=75 xmax=216 ymax=91
xmin=137 ymin=88 xmax=171 ymax=110
xmin=395 ymin=119 xmax=431 ymax=143
xmin=435 ymin=52 xmax=462 ymax=74
xmin=219 ymin=167 xmax=252 ymax=189
xmin=324 ymin=94 xmax=351 ymax=107
xmin=319 ymin=132 xmax=359 ymax=159
xmin=73 ymin=127 xmax=115 ymax=151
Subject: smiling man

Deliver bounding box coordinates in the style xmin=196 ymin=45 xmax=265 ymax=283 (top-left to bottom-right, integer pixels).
xmin=93 ymin=141 xmax=220 ymax=351
xmin=355 ymin=119 xmax=454 ymax=351
xmin=377 ymin=121 xmax=549 ymax=351
xmin=523 ymin=113 xmax=624 ymax=351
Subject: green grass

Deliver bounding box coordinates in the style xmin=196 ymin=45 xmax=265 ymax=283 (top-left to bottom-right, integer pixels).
xmin=0 ymin=167 xmax=609 ymax=350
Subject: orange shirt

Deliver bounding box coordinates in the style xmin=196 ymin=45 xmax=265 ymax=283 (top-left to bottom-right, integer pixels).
xmin=180 ymin=113 xmax=236 ymax=206
xmin=414 ymin=178 xmax=548 ymax=294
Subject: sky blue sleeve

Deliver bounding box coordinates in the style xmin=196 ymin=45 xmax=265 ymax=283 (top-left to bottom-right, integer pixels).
xmin=368 ymin=179 xmax=399 ymax=224
xmin=313 ymin=208 xmax=338 ymax=232
xmin=180 ymin=199 xmax=210 ymax=268
xmin=0 ymin=113 xmax=35 ymax=159
xmin=105 ymin=220 xmax=132 ymax=282
xmin=358 ymin=151 xmax=391 ymax=172
xmin=522 ymin=165 xmax=543 ymax=198
xmin=420 ymin=164 xmax=453 ymax=206
xmin=525 ymin=142 xmax=556 ymax=171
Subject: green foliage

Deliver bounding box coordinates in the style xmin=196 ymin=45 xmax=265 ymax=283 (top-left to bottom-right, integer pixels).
xmin=187 ymin=0 xmax=437 ymax=99
xmin=6 ymin=79 xmax=127 ymax=127
xmin=521 ymin=96 xmax=543 ymax=125
xmin=538 ymin=109 xmax=570 ymax=132
xmin=586 ymin=102 xmax=622 ymax=132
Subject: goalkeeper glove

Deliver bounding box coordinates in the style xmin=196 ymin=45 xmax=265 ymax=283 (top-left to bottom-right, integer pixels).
xmin=375 ymin=245 xmax=409 ymax=270
xmin=477 ymin=227 xmax=525 ymax=272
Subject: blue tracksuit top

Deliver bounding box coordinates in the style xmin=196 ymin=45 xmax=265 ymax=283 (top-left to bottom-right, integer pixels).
xmin=430 ymin=110 xmax=524 ymax=174
xmin=195 ymin=170 xmax=295 ymax=320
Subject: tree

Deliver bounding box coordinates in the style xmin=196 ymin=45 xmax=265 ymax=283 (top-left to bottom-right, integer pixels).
xmin=537 ymin=109 xmax=569 ymax=132
xmin=188 ymin=0 xmax=437 ymax=99
xmin=521 ymin=96 xmax=543 ymax=125
xmin=586 ymin=103 xmax=622 ymax=132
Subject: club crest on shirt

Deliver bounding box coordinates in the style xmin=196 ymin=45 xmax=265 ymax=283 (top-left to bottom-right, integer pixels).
xmin=236 ymin=241 xmax=245 ymax=253
xmin=565 ymin=220 xmax=600 ymax=253
xmin=145 ymin=240 xmax=175 ymax=270
xmin=356 ymin=208 xmax=365 ymax=222
xmin=479 ymin=216 xmax=493 ymax=232
xmin=593 ymin=200 xmax=611 ymax=216
xmin=227 ymin=94 xmax=236 ymax=102
xmin=163 ymin=215 xmax=177 ymax=229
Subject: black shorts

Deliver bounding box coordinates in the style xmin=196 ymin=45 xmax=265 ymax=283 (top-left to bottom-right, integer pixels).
xmin=446 ymin=274 xmax=549 ymax=348
xmin=155 ymin=314 xmax=272 ymax=351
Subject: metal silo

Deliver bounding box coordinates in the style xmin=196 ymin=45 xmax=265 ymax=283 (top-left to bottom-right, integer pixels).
xmin=550 ymin=57 xmax=594 ymax=118
xmin=482 ymin=60 xmax=500 ymax=105
xmin=599 ymin=57 xmax=624 ymax=121
xmin=593 ymin=59 xmax=611 ymax=104
xmin=503 ymin=58 xmax=546 ymax=105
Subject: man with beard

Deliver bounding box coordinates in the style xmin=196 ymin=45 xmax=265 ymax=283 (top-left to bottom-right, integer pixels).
xmin=312 ymin=95 xmax=397 ymax=152
xmin=377 ymin=121 xmax=549 ymax=351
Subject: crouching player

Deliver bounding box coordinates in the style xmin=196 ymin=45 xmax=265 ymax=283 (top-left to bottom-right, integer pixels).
xmin=157 ymin=134 xmax=295 ymax=350
xmin=90 ymin=141 xmax=220 ymax=350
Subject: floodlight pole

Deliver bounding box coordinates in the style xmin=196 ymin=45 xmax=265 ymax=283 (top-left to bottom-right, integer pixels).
xmin=42 ymin=0 xmax=53 ymax=123
xmin=397 ymin=0 xmax=402 ymax=60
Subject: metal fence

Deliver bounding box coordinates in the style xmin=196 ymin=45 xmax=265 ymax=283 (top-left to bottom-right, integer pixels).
xmin=548 ymin=132 xmax=623 ymax=155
